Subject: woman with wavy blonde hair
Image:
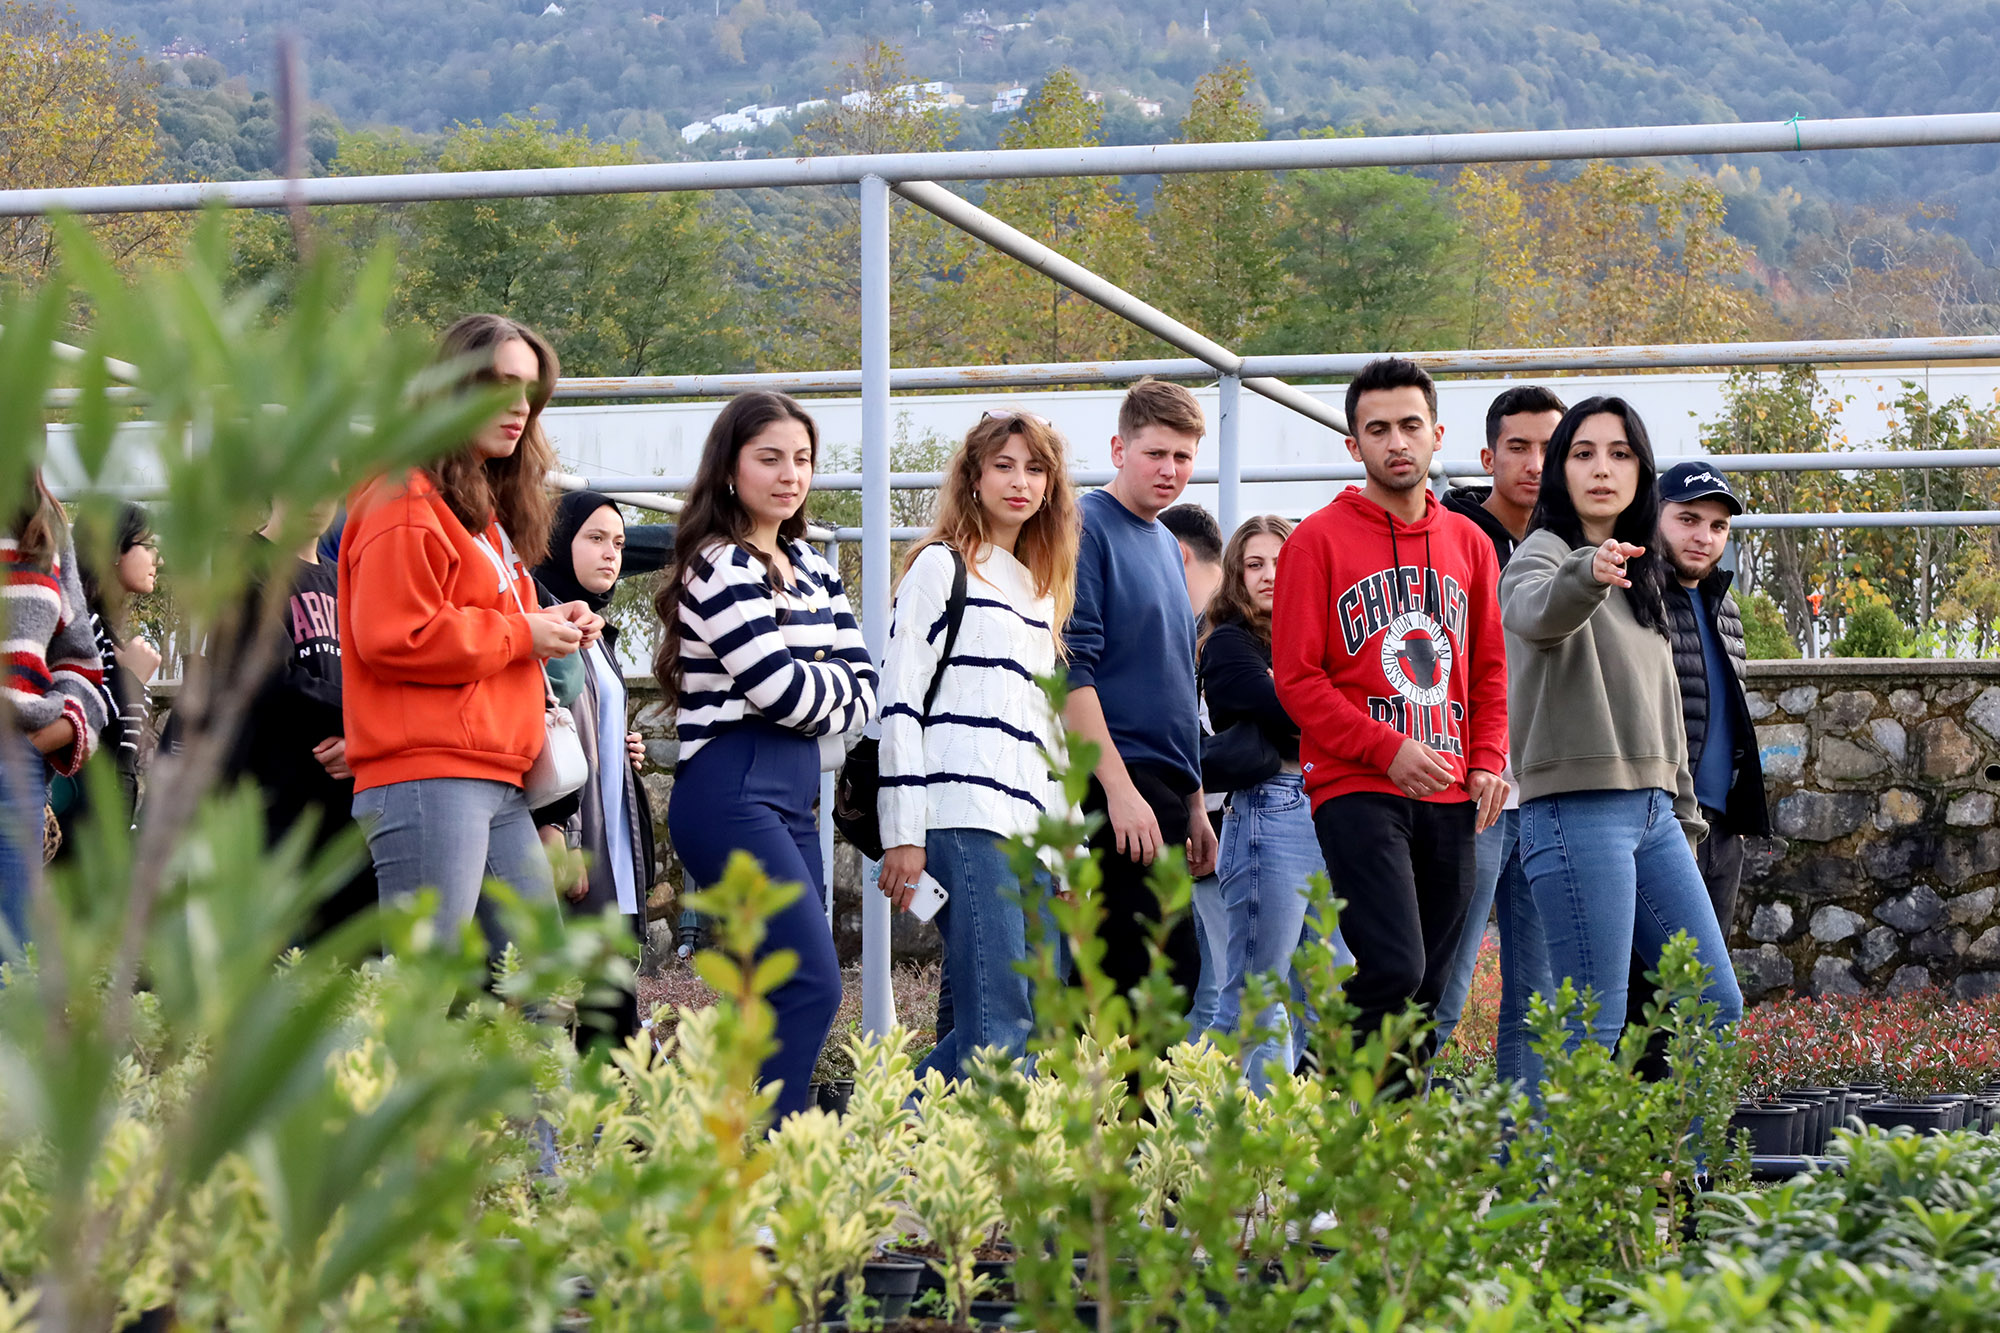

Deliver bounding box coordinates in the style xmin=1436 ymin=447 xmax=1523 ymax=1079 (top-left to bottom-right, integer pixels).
xmin=877 ymin=408 xmax=1079 ymax=1080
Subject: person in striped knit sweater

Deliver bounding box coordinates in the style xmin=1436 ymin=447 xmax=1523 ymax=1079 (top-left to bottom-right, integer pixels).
xmin=878 ymin=410 xmax=1080 ymax=1081
xmin=657 ymin=391 xmax=877 ymax=1122
xmin=1 ymin=471 xmax=108 ymax=954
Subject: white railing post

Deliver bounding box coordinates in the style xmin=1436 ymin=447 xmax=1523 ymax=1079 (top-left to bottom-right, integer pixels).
xmin=859 ymin=174 xmax=895 ymax=1036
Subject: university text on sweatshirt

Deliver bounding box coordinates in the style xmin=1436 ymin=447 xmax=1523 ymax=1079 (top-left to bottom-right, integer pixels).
xmin=1272 ymin=487 xmax=1508 ymax=811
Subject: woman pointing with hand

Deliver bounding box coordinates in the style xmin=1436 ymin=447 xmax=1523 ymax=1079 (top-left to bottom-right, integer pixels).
xmin=1498 ymin=397 xmax=1741 ymax=1079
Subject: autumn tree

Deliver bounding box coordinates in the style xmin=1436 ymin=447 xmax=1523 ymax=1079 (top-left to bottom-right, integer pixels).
xmin=1255 ymin=149 xmax=1469 ymax=355
xmin=1451 ymin=161 xmax=1765 ymax=348
xmin=0 ymin=1 xmax=182 ymax=283
xmin=957 ymin=68 xmax=1149 ymax=364
xmin=1144 ymin=62 xmax=1280 ymax=347
xmin=1783 ymin=203 xmax=1999 ymax=339
xmin=1697 ymin=366 xmax=1855 ymax=646
xmin=1840 ymin=385 xmax=2000 ymax=633
xmin=749 ymin=42 xmax=972 ymax=371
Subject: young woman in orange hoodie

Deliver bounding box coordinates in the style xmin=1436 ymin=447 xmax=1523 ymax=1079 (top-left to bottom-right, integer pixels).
xmin=339 ymin=315 xmax=602 ymax=936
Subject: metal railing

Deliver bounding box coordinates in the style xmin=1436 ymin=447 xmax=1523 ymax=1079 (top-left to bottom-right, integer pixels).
xmin=17 ymin=108 xmax=2000 ymax=1034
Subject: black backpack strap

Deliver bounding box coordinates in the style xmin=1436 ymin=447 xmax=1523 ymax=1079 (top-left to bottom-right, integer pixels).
xmin=919 ymin=547 xmax=968 ymax=720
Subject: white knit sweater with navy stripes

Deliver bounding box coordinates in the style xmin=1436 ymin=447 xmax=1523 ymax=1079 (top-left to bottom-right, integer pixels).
xmin=673 ymin=537 xmax=876 ymax=768
xmin=878 ymin=542 xmax=1067 ymax=849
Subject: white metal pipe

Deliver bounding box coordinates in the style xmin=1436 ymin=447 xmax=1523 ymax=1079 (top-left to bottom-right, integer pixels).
xmin=552 ymin=359 xmax=1212 ymax=399
xmin=1241 ymin=337 xmax=2000 ymax=377
xmin=1734 ymin=511 xmax=2000 ymax=529
xmin=1216 ymin=373 xmax=1242 ymax=534
xmin=547 ymin=334 xmax=2000 ymax=402
xmin=821 ymin=533 xmax=841 ymax=929
xmin=581 ymin=448 xmax=2000 ymax=497
xmin=12 ymin=112 xmax=2000 ymax=216
xmin=858 ymin=175 xmax=895 ymax=1037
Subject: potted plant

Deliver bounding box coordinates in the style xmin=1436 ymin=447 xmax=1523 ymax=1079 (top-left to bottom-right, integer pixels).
xmin=900 ymin=1093 xmax=1005 ymax=1330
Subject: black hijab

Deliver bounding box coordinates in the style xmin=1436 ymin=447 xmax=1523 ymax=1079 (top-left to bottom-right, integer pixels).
xmin=535 ymin=490 xmax=623 ymax=613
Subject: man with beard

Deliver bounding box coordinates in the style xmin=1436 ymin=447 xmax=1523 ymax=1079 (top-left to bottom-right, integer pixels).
xmin=1625 ymin=462 xmax=1769 ymax=1064
xmin=1273 ymin=357 xmax=1509 ymax=1091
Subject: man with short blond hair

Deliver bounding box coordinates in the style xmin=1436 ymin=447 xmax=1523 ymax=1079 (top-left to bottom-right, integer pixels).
xmin=1064 ymin=378 xmax=1220 ymax=1006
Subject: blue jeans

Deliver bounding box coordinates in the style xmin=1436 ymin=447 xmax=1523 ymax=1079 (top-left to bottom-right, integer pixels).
xmin=1189 ymin=869 xmax=1228 ymax=1031
xmin=354 ymin=777 xmax=555 ymax=940
xmin=1518 ymin=789 xmax=1743 ymax=1057
xmin=1213 ymin=774 xmax=1329 ymax=1094
xmin=668 ymin=722 xmax=843 ymax=1123
xmin=0 ymin=737 xmax=42 ymax=963
xmin=1433 ymin=811 xmax=1553 ymax=1090
xmin=916 ymin=827 xmax=1061 ymax=1082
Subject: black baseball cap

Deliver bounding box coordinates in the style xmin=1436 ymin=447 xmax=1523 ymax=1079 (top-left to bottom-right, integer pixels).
xmin=1658 ymin=461 xmax=1742 ymax=515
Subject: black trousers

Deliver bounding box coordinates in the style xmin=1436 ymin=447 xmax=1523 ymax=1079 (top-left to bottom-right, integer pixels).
xmin=1627 ymin=809 xmax=1744 ymax=1078
xmin=1312 ymin=792 xmax=1476 ymax=1071
xmin=1083 ymin=763 xmax=1201 ymax=1007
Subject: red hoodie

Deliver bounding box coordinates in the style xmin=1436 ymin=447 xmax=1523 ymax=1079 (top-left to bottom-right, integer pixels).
xmin=1273 ymin=486 xmax=1508 ymax=812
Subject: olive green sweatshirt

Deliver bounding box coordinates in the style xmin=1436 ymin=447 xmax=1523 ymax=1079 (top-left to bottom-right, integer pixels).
xmin=1499 ymin=528 xmax=1705 ymax=842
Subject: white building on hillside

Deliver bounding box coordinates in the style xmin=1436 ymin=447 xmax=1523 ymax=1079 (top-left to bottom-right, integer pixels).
xmin=710 ymin=111 xmax=755 ymax=133
xmin=680 ymin=121 xmax=713 ymax=143
xmin=754 ymin=106 xmax=788 ymax=127
xmin=992 ymin=86 xmax=1027 ymax=113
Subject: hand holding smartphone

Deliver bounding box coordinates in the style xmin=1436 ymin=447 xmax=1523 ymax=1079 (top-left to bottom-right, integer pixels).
xmin=907 ymin=871 xmax=949 ymax=923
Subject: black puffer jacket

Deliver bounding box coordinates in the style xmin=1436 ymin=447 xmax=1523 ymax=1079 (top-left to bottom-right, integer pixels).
xmin=1664 ymin=569 xmax=1770 ymax=836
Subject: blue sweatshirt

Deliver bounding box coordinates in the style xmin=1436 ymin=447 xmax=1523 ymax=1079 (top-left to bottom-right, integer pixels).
xmin=1064 ymin=488 xmax=1202 ymax=790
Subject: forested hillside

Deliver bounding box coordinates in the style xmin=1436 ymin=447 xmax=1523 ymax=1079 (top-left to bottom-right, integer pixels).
xmin=67 ymin=0 xmax=2000 ymax=250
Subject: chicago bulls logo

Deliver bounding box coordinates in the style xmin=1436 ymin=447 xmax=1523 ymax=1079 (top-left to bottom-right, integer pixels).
xmin=1379 ymin=610 xmax=1453 ymax=709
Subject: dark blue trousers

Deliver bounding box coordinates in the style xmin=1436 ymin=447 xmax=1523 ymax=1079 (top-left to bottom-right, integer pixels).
xmin=668 ymin=722 xmax=843 ymax=1122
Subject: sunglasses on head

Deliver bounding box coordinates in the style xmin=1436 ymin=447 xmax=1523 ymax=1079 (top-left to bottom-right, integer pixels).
xmin=983 ymin=408 xmax=1053 ymax=429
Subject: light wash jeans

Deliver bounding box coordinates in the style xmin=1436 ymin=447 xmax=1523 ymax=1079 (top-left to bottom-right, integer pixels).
xmin=1213 ymin=773 xmax=1336 ymax=1094
xmin=0 ymin=737 xmax=41 ymax=963
xmin=915 ymin=827 xmax=1062 ymax=1082
xmin=1518 ymin=789 xmax=1743 ymax=1058
xmin=354 ymin=777 xmax=555 ymax=942
xmin=1189 ymin=869 xmax=1228 ymax=1031
xmin=1432 ymin=810 xmax=1555 ymax=1091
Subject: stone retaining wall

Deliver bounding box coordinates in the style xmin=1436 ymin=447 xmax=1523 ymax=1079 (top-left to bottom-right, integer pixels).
xmin=1736 ymin=660 xmax=2000 ymax=1002
xmin=631 ymin=662 xmax=2000 ymax=996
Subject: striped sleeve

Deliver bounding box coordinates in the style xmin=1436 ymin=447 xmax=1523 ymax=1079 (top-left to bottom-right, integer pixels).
xmin=682 ymin=544 xmax=867 ymax=734
xmin=807 ymin=545 xmax=878 ymax=738
xmin=877 ymin=545 xmax=949 ymax=851
xmin=43 ymin=549 xmax=107 ymax=773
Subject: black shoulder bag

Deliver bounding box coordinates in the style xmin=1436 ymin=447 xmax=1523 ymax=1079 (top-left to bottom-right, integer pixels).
xmin=833 ymin=548 xmax=968 ymax=861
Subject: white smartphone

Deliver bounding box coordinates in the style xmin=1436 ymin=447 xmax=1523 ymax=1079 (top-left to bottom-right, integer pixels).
xmin=907 ymin=871 xmax=950 ymax=924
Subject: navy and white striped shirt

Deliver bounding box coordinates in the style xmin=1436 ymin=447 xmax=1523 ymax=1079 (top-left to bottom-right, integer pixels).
xmin=673 ymin=538 xmax=877 ymax=768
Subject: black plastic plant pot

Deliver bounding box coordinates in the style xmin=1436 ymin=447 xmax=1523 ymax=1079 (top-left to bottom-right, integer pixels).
xmin=861 ymin=1260 xmax=925 ymax=1321
xmin=881 ymin=1248 xmax=1013 ymax=1295
xmin=818 ymin=1079 xmax=855 ymax=1116
xmin=1858 ymin=1100 xmax=1956 ymax=1135
xmin=1848 ymin=1082 xmax=1886 ymax=1097
xmin=1731 ymin=1103 xmax=1801 ymax=1156
xmin=1763 ymin=1099 xmax=1808 ymax=1155
xmin=1778 ymin=1097 xmax=1825 ymax=1154
xmin=1922 ymin=1094 xmax=1971 ymax=1131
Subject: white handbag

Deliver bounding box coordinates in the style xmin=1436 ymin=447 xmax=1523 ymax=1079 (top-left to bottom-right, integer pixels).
xmin=480 ymin=530 xmax=590 ymax=808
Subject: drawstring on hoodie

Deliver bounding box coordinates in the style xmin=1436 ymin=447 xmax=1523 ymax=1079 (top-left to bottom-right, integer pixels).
xmin=1386 ymin=512 xmax=1438 ymax=619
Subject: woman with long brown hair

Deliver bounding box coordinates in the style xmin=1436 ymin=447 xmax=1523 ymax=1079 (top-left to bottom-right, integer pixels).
xmin=876 ymin=409 xmax=1078 ymax=1080
xmin=657 ymin=391 xmax=876 ymax=1122
xmin=340 ymin=314 xmax=601 ymax=936
xmin=0 ymin=468 xmax=108 ymax=955
xmin=1202 ymin=514 xmax=1347 ymax=1093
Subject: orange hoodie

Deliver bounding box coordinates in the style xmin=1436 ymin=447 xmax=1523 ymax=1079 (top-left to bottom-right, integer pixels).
xmin=338 ymin=470 xmax=546 ymax=793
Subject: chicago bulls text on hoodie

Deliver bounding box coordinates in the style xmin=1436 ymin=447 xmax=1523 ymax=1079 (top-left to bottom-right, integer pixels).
xmin=1272 ymin=486 xmax=1509 ymax=813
